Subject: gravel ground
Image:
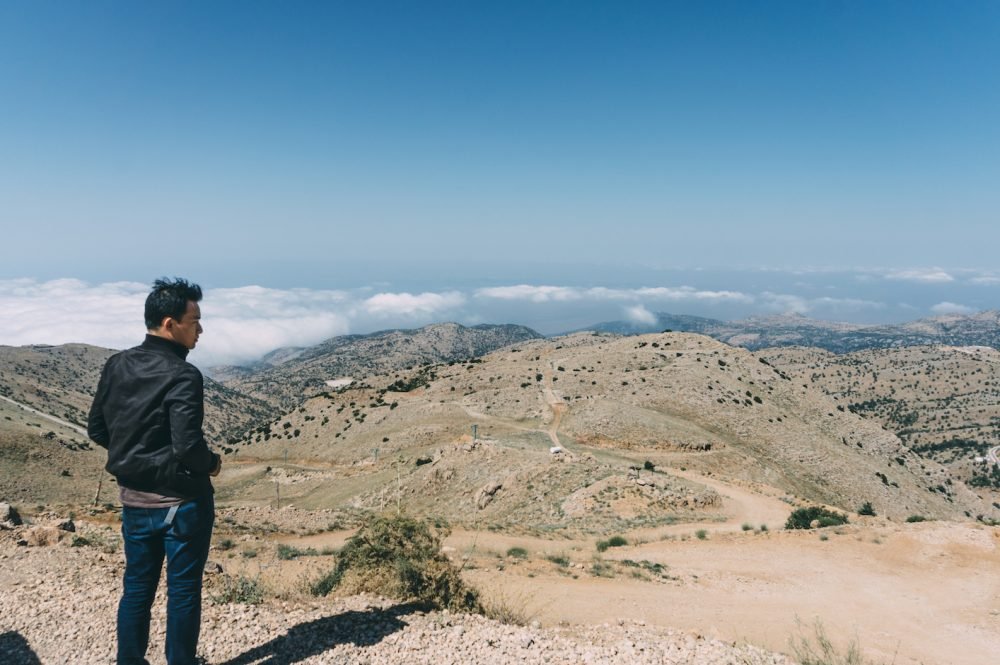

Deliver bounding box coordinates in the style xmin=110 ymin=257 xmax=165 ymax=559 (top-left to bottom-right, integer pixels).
xmin=0 ymin=524 xmax=791 ymax=664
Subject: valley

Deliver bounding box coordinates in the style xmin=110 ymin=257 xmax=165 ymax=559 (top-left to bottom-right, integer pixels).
xmin=3 ymin=317 xmax=1000 ymax=664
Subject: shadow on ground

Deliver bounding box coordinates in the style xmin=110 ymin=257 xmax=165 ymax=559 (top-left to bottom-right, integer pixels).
xmin=218 ymin=602 xmax=424 ymax=665
xmin=0 ymin=632 xmax=42 ymax=665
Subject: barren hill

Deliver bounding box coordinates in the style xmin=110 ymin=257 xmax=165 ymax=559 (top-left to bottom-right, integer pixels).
xmin=223 ymin=332 xmax=996 ymax=529
xmin=0 ymin=343 xmax=279 ymax=503
xmin=760 ymin=344 xmax=1000 ymax=495
xmin=211 ymin=322 xmax=542 ymax=409
xmin=0 ymin=343 xmax=277 ymax=443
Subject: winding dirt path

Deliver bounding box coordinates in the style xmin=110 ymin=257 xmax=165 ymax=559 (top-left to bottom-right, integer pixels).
xmin=0 ymin=394 xmax=88 ymax=436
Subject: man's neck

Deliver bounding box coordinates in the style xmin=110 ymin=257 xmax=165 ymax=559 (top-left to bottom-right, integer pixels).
xmin=143 ymin=333 xmax=189 ymax=359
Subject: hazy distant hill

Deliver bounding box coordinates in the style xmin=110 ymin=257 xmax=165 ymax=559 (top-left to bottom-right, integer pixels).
xmin=211 ymin=322 xmax=543 ymax=409
xmin=581 ymin=310 xmax=1000 ymax=353
xmin=223 ymin=331 xmax=995 ymax=527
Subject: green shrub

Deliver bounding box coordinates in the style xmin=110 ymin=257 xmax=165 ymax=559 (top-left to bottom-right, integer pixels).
xmin=212 ymin=574 xmax=264 ymax=605
xmin=643 ymin=460 xmax=656 ymax=471
xmin=216 ymin=538 xmax=235 ymax=551
xmin=785 ymin=507 xmax=849 ymax=530
xmin=905 ymin=515 xmax=927 ymax=523
xmin=595 ymin=535 xmax=628 ymax=552
xmin=276 ymin=544 xmax=319 ymax=560
xmin=545 ymin=554 xmax=570 ymax=567
xmin=590 ymin=559 xmax=615 ymax=577
xmin=695 ymin=529 xmax=708 ymax=540
xmin=310 ymin=514 xmax=480 ymax=612
xmin=741 ymin=522 xmax=753 ymax=531
xmin=857 ymin=502 xmax=876 ymax=516
xmin=506 ymin=546 xmax=528 ymax=559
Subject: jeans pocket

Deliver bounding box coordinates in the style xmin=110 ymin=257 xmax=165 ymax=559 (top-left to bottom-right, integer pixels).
xmin=170 ymin=497 xmax=212 ymax=541
xmin=121 ymin=506 xmax=156 ymax=538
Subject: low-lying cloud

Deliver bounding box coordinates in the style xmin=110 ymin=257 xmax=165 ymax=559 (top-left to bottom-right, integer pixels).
xmin=0 ymin=279 xmax=465 ymax=367
xmin=363 ymin=291 xmax=465 ymax=317
xmin=0 ymin=276 xmax=980 ymax=367
xmin=624 ymin=305 xmax=657 ymax=326
xmin=930 ymin=301 xmax=975 ymax=315
xmin=884 ymin=268 xmax=955 ymax=283
xmin=475 ymin=284 xmax=752 ymax=303
xmin=760 ymin=292 xmax=884 ymax=315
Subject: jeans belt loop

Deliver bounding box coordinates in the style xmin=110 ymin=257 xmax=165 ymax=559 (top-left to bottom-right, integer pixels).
xmin=164 ymin=504 xmax=179 ymax=527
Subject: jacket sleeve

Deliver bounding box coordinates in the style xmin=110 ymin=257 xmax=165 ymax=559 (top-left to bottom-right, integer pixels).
xmin=165 ymin=366 xmax=219 ymax=475
xmin=87 ymin=361 xmax=111 ymax=449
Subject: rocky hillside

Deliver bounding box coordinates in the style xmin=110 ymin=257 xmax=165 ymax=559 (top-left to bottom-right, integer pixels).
xmin=761 ymin=344 xmax=1000 ymax=494
xmin=0 ymin=343 xmax=279 ymax=504
xmin=211 ymin=322 xmax=542 ymax=409
xmin=224 ymin=332 xmax=996 ymax=527
xmin=0 ymin=343 xmax=278 ymax=444
xmin=584 ymin=310 xmax=1000 ymax=353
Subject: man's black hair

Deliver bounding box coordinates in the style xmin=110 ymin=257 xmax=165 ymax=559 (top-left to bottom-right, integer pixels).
xmin=144 ymin=277 xmax=203 ymax=329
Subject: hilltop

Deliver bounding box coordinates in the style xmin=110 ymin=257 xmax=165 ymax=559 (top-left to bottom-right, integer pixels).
xmin=210 ymin=322 xmax=542 ymax=409
xmin=223 ymin=331 xmax=996 ymax=529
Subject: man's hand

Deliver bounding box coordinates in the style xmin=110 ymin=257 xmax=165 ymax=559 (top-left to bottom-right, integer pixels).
xmin=209 ymin=455 xmax=222 ymax=477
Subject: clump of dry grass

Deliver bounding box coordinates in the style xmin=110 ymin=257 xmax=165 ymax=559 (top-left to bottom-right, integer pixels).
xmin=789 ymin=618 xmax=885 ymax=665
xmin=480 ymin=588 xmax=536 ymax=626
xmin=310 ymin=513 xmax=480 ymax=612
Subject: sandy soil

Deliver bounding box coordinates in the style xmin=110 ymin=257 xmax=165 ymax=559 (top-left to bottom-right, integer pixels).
xmin=265 ymin=468 xmax=1000 ymax=665
xmin=456 ymin=463 xmax=1000 ymax=665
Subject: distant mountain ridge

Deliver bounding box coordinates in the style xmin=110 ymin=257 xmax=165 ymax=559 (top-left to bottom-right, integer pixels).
xmin=211 ymin=322 xmax=543 ymax=409
xmin=580 ymin=310 xmax=1000 ymax=353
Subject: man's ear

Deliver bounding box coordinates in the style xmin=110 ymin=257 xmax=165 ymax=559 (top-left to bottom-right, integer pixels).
xmin=160 ymin=316 xmax=176 ymax=333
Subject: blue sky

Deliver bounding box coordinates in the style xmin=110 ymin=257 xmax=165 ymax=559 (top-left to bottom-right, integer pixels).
xmin=1 ymin=2 xmax=998 ymax=358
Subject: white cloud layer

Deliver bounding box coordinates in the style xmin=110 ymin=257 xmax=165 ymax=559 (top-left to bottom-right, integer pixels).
xmin=0 ymin=276 xmax=980 ymax=368
xmin=884 ymin=268 xmax=955 ymax=283
xmin=969 ymin=275 xmax=1000 ymax=286
xmin=760 ymin=292 xmax=884 ymax=315
xmin=0 ymin=280 xmax=465 ymax=366
xmin=363 ymin=291 xmax=465 ymax=317
xmin=930 ymin=301 xmax=976 ymax=315
xmin=475 ymin=284 xmax=752 ymax=303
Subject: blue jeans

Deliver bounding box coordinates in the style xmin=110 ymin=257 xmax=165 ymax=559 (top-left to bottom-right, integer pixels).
xmin=118 ymin=495 xmax=214 ymax=665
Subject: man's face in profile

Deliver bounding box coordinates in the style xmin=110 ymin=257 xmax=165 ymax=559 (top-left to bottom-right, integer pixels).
xmin=170 ymin=301 xmax=202 ymax=350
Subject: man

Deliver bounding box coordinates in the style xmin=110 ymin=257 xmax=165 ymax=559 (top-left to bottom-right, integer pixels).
xmin=89 ymin=277 xmax=222 ymax=665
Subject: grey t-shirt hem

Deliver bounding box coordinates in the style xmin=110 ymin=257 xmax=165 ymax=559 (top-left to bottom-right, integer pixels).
xmin=119 ymin=486 xmax=186 ymax=508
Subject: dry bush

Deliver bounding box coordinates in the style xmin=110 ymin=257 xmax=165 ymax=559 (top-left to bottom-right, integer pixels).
xmin=310 ymin=513 xmax=480 ymax=612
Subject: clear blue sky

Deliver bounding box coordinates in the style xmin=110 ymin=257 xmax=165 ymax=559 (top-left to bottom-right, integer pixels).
xmin=1 ymin=1 xmax=999 ymax=285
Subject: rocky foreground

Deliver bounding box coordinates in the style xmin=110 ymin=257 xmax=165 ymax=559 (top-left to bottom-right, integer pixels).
xmin=0 ymin=517 xmax=791 ymax=665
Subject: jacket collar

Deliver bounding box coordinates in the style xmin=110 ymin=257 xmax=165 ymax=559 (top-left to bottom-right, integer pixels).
xmin=141 ymin=333 xmax=190 ymax=360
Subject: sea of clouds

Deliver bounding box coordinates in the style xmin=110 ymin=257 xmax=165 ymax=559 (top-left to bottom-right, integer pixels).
xmin=0 ymin=269 xmax=993 ymax=367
